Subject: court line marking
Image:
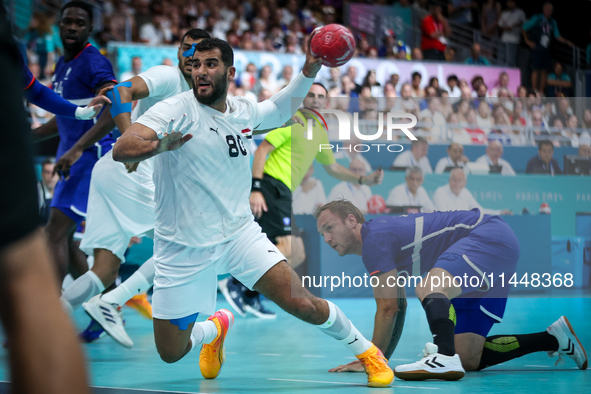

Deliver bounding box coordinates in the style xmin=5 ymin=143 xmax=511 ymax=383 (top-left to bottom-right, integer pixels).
xmin=267 ymin=378 xmax=440 ymax=389
xmin=258 ymin=353 xmax=282 ymax=356
xmin=0 ymin=383 xmax=204 ymax=394
xmin=302 ymin=355 xmax=326 ymax=358
xmin=524 ymin=365 xmax=552 ymax=368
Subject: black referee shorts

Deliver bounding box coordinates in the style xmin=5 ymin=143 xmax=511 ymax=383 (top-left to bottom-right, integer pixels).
xmin=256 ymin=174 xmax=295 ymax=243
xmin=0 ymin=17 xmax=42 ymax=249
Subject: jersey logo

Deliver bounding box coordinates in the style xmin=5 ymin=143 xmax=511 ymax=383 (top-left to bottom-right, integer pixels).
xmin=210 ymin=127 xmax=219 ymax=135
xmin=241 ymin=128 xmax=252 ymax=140
xmin=267 ymin=249 xmax=277 ymax=254
xmin=64 ymin=67 xmax=72 ymax=80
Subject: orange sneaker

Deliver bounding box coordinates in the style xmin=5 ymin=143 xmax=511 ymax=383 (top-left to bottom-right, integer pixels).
xmin=125 ymin=293 xmax=152 ymax=320
xmin=356 ymin=344 xmax=394 ymax=388
xmin=199 ymin=309 xmax=234 ymax=379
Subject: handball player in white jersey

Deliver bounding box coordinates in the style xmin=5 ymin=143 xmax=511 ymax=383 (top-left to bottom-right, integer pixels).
xmin=58 ymin=30 xmax=210 ymax=340
xmin=111 ymin=37 xmax=394 ymax=387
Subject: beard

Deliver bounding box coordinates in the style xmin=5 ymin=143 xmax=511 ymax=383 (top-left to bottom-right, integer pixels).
xmin=193 ymin=73 xmax=228 ymax=106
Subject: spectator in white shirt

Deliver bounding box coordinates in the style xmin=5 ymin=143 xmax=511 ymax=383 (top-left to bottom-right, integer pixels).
xmin=334 ymin=136 xmax=373 ymax=174
xmin=433 ymin=168 xmax=512 ymax=214
xmin=327 ymin=160 xmax=373 ymax=213
xmin=392 ymin=137 xmax=433 ymax=174
xmin=434 ymin=142 xmax=469 ymax=173
xmin=119 ymin=57 xmax=142 ymax=82
xmin=475 ymin=141 xmax=517 ymax=175
xmin=293 ymin=165 xmax=326 ymax=215
xmin=498 ymin=0 xmax=526 ymax=67
xmin=386 ymin=166 xmax=434 ymax=211
xmin=139 ymin=14 xmax=172 ymax=46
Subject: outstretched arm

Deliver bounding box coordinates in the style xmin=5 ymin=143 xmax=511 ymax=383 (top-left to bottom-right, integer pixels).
xmin=323 ymin=162 xmax=384 ymax=186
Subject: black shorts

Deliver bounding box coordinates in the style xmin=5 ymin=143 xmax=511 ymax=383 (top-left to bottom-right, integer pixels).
xmin=531 ymin=47 xmax=551 ymax=71
xmin=256 ymin=174 xmax=293 ymax=242
xmin=0 ymin=17 xmax=41 ymax=249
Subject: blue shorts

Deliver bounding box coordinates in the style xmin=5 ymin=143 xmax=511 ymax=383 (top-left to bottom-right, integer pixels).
xmin=52 ymin=145 xmax=112 ymax=224
xmin=434 ymin=216 xmax=520 ymax=336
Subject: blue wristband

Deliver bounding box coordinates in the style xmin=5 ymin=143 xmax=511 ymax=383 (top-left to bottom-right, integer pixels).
xmin=107 ymin=81 xmax=132 ymax=117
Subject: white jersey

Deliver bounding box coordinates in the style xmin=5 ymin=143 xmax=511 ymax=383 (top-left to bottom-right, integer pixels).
xmin=136 ymin=91 xmax=263 ymax=248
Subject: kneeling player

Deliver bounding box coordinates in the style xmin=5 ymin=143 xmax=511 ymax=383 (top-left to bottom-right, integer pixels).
xmin=316 ymin=201 xmax=587 ymax=380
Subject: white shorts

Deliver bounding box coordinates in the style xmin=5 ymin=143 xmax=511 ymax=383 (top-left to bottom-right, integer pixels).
xmin=79 ymin=151 xmax=156 ymax=262
xmin=152 ymin=220 xmax=285 ymax=320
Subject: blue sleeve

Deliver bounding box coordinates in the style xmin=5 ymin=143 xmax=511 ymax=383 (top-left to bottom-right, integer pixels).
xmin=522 ymin=14 xmax=538 ymax=32
xmin=88 ymin=52 xmax=117 ymax=92
xmin=21 ymin=63 xmax=35 ymax=89
xmin=24 ymin=79 xmax=78 ymax=118
xmin=362 ymin=231 xmax=397 ymax=275
xmin=563 ymin=74 xmax=571 ymax=82
xmin=482 ymin=57 xmax=490 ymax=66
xmin=552 ymin=20 xmax=560 ymax=38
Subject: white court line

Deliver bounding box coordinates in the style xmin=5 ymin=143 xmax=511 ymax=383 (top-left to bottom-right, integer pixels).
xmin=267 ymin=378 xmax=440 ymax=390
xmin=259 ymin=353 xmax=282 ymax=356
xmin=88 ymin=386 xmax=205 ymax=394
xmin=524 ymin=365 xmax=552 ymax=368
xmin=302 ymin=355 xmax=326 ymax=358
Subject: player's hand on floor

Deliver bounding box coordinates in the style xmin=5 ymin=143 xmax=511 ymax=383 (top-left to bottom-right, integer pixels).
xmin=329 ymin=360 xmax=365 ymax=373
xmin=156 ymin=115 xmax=194 ymax=153
xmin=75 ymin=95 xmax=112 ymax=120
xmin=250 ymin=191 xmax=268 ymax=218
xmin=125 ymin=162 xmax=140 ymax=173
xmin=53 ymin=145 xmax=83 ymax=180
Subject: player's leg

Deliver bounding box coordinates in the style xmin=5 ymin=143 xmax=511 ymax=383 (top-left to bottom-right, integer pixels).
xmin=276 ymin=234 xmax=306 ymax=269
xmin=45 ymin=207 xmax=78 ymax=281
xmin=69 ymin=238 xmax=89 ymax=279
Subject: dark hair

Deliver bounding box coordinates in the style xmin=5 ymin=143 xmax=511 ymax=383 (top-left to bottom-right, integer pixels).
xmin=312 ymin=82 xmax=328 ymax=95
xmin=429 ymin=76 xmax=439 ymax=87
xmin=538 ymin=140 xmax=554 ymax=151
xmin=314 ymin=199 xmax=366 ymax=225
xmin=182 ymin=28 xmax=211 ymax=44
xmin=61 ymin=1 xmax=93 ymax=22
xmin=41 ymin=159 xmax=54 ymax=168
xmin=447 ymin=74 xmax=458 ymax=83
xmin=411 ymin=136 xmax=428 ymax=148
xmin=194 ymin=38 xmax=234 ymax=67
xmin=412 ymin=71 xmax=422 ymax=80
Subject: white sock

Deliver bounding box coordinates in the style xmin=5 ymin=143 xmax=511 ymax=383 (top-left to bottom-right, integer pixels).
xmin=101 ymin=257 xmax=155 ymax=305
xmin=318 ymin=300 xmax=372 ymax=356
xmin=190 ymin=320 xmax=218 ymax=351
xmin=61 ymin=270 xmax=105 ymax=312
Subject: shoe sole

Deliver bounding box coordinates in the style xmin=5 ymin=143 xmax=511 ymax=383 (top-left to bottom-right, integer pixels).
xmin=561 ymin=316 xmax=588 ymax=370
xmin=243 ymin=304 xmax=276 ymax=319
xmin=219 ymin=284 xmax=246 ymax=317
xmin=394 ymin=370 xmax=465 ymax=381
xmin=83 ymin=301 xmax=134 ymax=349
xmin=200 ymin=309 xmax=234 ymax=379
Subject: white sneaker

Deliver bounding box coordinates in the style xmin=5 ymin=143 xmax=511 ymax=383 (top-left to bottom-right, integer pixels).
xmin=83 ymin=295 xmax=134 ymax=349
xmin=394 ymin=342 xmax=465 ymax=381
xmin=547 ymin=316 xmax=588 ymax=370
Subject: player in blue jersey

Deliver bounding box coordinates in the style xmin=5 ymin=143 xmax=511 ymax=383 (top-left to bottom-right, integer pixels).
xmin=316 ymin=200 xmax=587 ymax=380
xmin=31 ymin=1 xmax=118 ymax=282
xmin=20 ymin=50 xmax=110 ymax=121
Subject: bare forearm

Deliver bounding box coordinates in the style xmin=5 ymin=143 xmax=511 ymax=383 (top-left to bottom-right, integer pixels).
xmin=31 ymin=117 xmax=58 ymax=142
xmin=112 ymin=133 xmax=159 ymax=163
xmin=252 ymin=148 xmax=267 ymax=179
xmin=72 ymin=110 xmax=116 ymax=151
xmin=384 ymin=293 xmax=407 ymax=359
xmin=325 ymin=163 xmax=361 ymax=184
xmin=372 ymin=310 xmax=397 ymax=356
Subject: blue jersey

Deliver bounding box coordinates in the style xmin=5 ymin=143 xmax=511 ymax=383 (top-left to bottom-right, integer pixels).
xmin=51 ymin=43 xmax=117 ymax=158
xmin=361 ymin=209 xmax=485 ymax=277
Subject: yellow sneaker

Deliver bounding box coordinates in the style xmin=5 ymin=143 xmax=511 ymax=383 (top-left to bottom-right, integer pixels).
xmin=356 ymin=344 xmax=394 ymax=388
xmin=125 ymin=293 xmax=152 ymax=320
xmin=199 ymin=309 xmax=234 ymax=379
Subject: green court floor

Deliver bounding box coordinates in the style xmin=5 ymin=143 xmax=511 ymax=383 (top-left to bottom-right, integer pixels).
xmin=1 ymin=296 xmax=589 ymax=393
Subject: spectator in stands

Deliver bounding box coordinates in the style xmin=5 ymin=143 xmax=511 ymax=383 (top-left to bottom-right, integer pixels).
xmin=277 ymin=65 xmax=293 ymax=89
xmin=335 ymin=136 xmax=373 ymax=174
xmin=254 ymin=65 xmax=277 ymax=95
xmin=27 ymin=12 xmax=57 ymax=80
xmin=446 ymin=74 xmax=461 ymax=98
xmin=522 ymin=2 xmax=574 ymax=94
xmin=394 ymin=40 xmax=412 ymax=60
xmin=439 ymin=91 xmax=454 ymax=118
xmin=347 ymin=66 xmax=362 ymax=94
xmin=412 ymin=47 xmax=424 ymax=60
xmin=411 ymin=71 xmax=424 ymax=98
xmin=323 ymin=67 xmax=341 ymax=93
xmin=578 ymin=144 xmax=591 ymax=158
xmin=139 ymin=14 xmax=171 ymax=45
xmin=530 ymin=108 xmax=549 ymax=141
xmin=120 ymin=56 xmax=142 ymax=81
xmin=552 ymin=97 xmax=573 ymax=126
xmin=517 ymin=85 xmax=528 ymax=98
xmin=327 ymin=159 xmax=373 ymax=213
xmin=421 ymin=2 xmax=452 ymax=61
xmin=488 ymin=105 xmax=514 ymax=145
xmin=448 ymin=112 xmax=472 ymax=144
xmin=476 ymin=100 xmax=494 ymax=133
xmin=434 ymin=143 xmax=468 ymax=173
xmin=476 ymin=141 xmax=517 ymax=175
xmin=362 ymin=70 xmax=383 ymax=97
xmin=386 ymin=166 xmax=435 ymax=211
xmin=161 ymin=58 xmax=173 ymax=66
xmin=558 ymin=115 xmax=584 ymax=147
xmin=379 ymin=29 xmax=397 ymax=58
xmin=464 ymin=108 xmax=488 ymax=144
xmin=390 ymin=73 xmax=400 ymax=94
xmin=391 ymin=137 xmax=433 ymax=174
xmin=38 ymin=159 xmax=58 ymax=224
xmin=583 ymin=109 xmax=591 ymax=129
xmin=491 ymin=72 xmax=512 ymax=97
xmin=357 ymin=36 xmax=370 ymax=58
xmin=464 ymin=43 xmax=490 ymax=65
xmin=526 ymin=140 xmax=562 ymax=175
xmin=420 ymin=97 xmax=446 ymax=142
xmin=292 ymin=165 xmax=326 ymax=215
xmin=498 ymin=0 xmax=526 ymax=67
xmin=413 ymin=0 xmax=430 ymax=20
xmin=433 ymin=168 xmax=512 ymax=214
xmin=448 ymin=0 xmax=478 ymax=26
xmin=481 ymin=0 xmax=502 ymax=38
xmin=546 ymin=61 xmax=572 ymax=97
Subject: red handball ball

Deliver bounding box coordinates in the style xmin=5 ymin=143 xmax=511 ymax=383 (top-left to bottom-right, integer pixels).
xmin=310 ymin=24 xmax=356 ymax=68
xmin=367 ymin=195 xmax=387 ymax=215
